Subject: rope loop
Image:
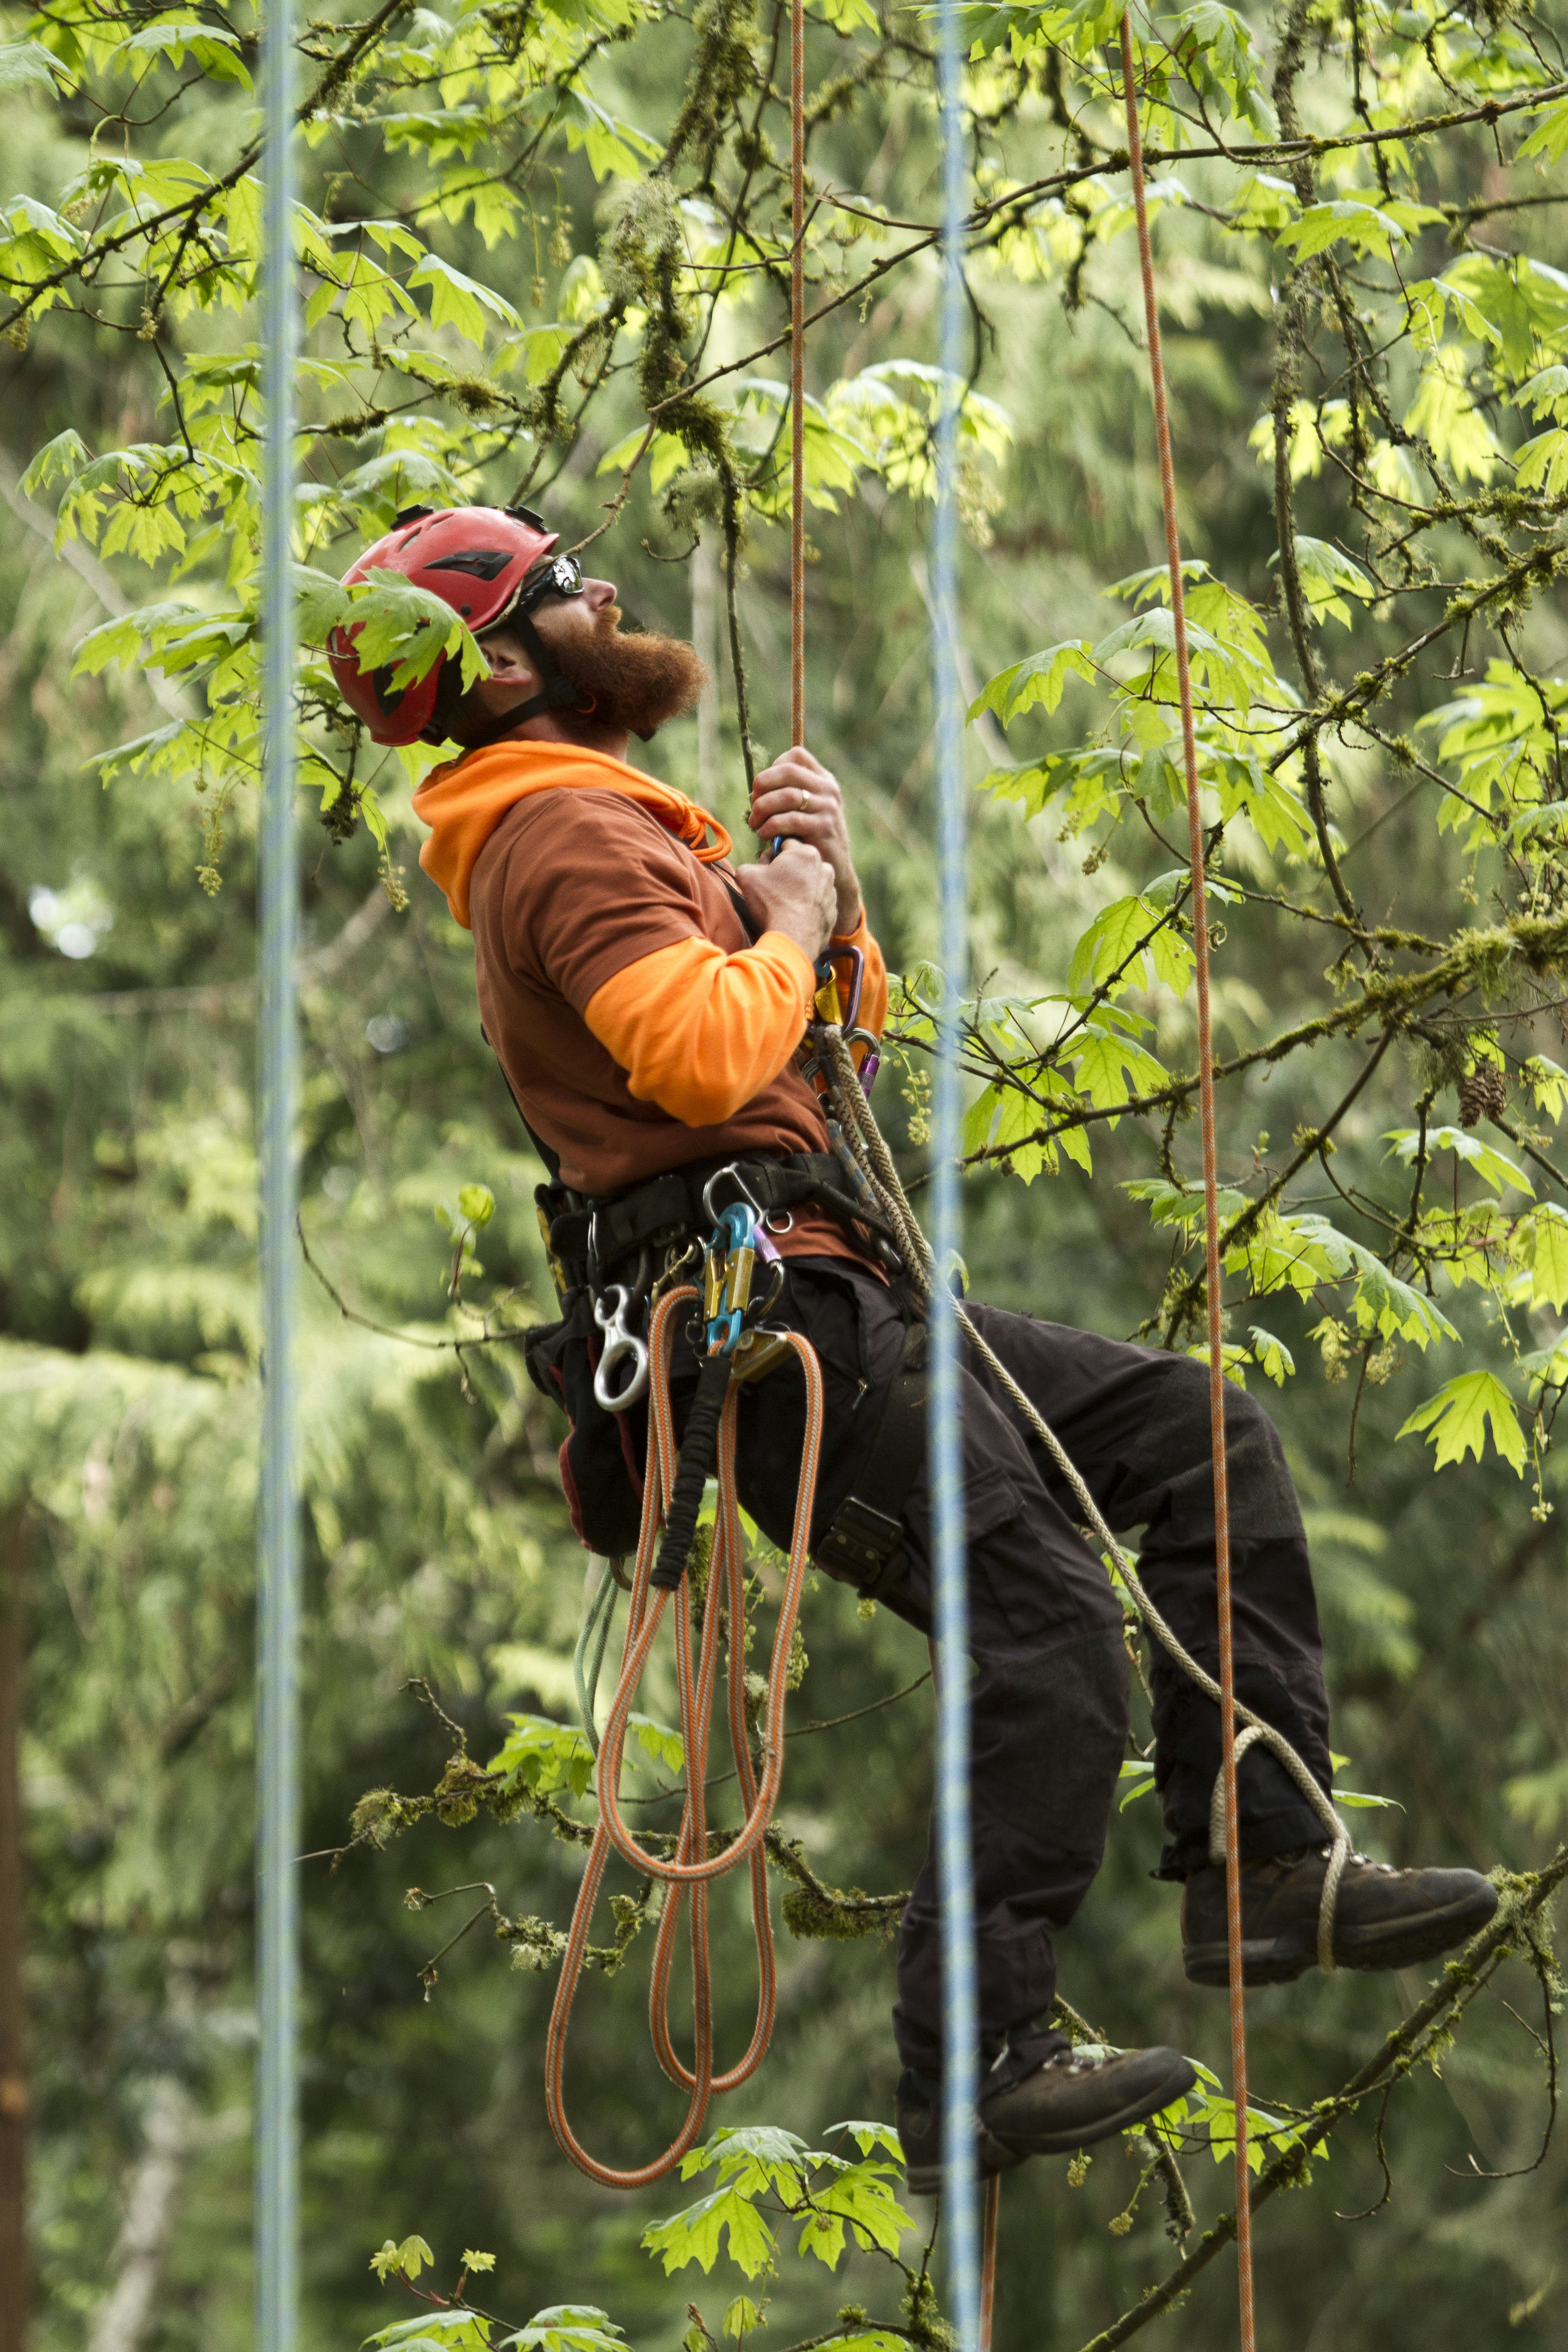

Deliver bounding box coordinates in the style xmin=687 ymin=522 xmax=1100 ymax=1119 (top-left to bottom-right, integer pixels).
xmin=544 ymin=1288 xmax=825 ymax=2186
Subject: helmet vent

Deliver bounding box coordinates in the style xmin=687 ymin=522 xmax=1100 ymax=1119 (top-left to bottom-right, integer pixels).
xmin=425 ymin=548 xmax=515 ymax=581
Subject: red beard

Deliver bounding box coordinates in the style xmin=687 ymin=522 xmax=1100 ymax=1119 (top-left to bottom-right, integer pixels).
xmin=552 ymin=614 xmax=708 ymax=738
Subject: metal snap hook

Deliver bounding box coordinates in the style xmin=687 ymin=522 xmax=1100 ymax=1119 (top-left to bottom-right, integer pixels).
xmin=593 ymin=1286 xmax=649 ymax=1414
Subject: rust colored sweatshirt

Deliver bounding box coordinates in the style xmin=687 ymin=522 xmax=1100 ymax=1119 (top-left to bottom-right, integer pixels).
xmin=413 ymin=741 xmax=887 ymax=1262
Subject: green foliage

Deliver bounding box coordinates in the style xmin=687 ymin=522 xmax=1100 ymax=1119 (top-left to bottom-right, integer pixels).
xmin=1397 ymin=1369 xmax=1529 ymax=1473
xmin=6 ymin=1 xmax=1568 ymax=2347
xmin=643 ymin=2125 xmax=914 ymax=2281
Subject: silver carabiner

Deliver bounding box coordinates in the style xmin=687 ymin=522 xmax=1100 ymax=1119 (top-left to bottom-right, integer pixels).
xmin=593 ymin=1285 xmax=649 ymax=1414
xmin=701 ymin=1160 xmax=766 ymax=1228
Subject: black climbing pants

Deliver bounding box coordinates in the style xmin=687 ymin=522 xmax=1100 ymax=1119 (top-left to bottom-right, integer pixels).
xmin=728 ymin=1259 xmax=1335 ymax=2085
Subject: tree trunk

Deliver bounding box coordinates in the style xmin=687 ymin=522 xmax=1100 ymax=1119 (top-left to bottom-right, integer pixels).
xmin=0 ymin=1505 xmax=28 ymax=2352
xmin=87 ymin=2079 xmax=193 ymax=2352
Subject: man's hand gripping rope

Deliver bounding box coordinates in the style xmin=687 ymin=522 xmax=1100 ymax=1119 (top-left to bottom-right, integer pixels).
xmin=544 ymin=1231 xmax=826 ymax=2188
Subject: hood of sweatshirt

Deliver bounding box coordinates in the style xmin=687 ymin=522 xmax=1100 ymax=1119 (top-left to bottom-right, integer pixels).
xmin=411 ymin=739 xmax=734 ymax=928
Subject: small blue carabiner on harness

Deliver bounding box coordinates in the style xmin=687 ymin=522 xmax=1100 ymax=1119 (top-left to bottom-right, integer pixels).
xmin=703 ymin=1198 xmax=785 ymax=1358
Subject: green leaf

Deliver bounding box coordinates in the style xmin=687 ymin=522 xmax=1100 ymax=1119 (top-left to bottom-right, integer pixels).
xmin=1168 ymin=2 xmax=1275 ymax=130
xmin=825 ymin=2119 xmax=906 ymax=2159
xmin=118 ymin=21 xmax=253 ymax=87
xmin=457 ymin=1184 xmax=495 ymax=1229
xmin=682 ymin=2125 xmax=810 ymax=2196
xmin=968 ymin=640 xmax=1094 ymax=726
xmin=1069 ymin=1025 xmax=1168 ymax=1116
xmin=487 ymin=1714 xmax=595 ymax=1798
xmin=1383 ymin=1126 xmax=1533 ymax=1199
xmin=1403 ymin=352 xmax=1501 ymax=485
xmin=1277 ymin=196 xmax=1417 ymax=260
xmin=1276 ymin=536 xmax=1375 ymax=628
xmin=0 ymin=38 xmax=72 ymax=92
xmin=643 ymin=2185 xmax=776 ymax=2278
xmin=367 ymin=2314 xmax=492 ymax=2352
xmin=1523 ymin=1055 xmax=1568 ymax=1120
xmin=408 ymin=253 xmax=522 ymax=343
xmin=1520 ymin=1203 xmax=1568 ymax=1309
xmin=1117 ymin=1757 xmax=1157 ymax=1809
xmin=1397 ymin=1371 xmax=1527 ymax=1475
xmin=628 ymin=1714 xmax=685 ymax=1772
xmin=21 ymin=426 xmax=90 ymax=498
xmin=1515 ymin=429 xmax=1568 ymax=495
xmin=1519 ymin=98 xmax=1568 ymax=166
xmin=1125 ymin=1176 xmax=1248 ymax=1235
xmin=1249 ymin=1327 xmax=1295 ymax=1385
xmin=1513 ymin=364 xmax=1568 ymax=423
xmin=498 ymin=2308 xmax=628 ymax=2352
xmin=797 ymin=2160 xmax=910 ymax=2263
xmin=723 ymin=2298 xmax=763 ymax=2341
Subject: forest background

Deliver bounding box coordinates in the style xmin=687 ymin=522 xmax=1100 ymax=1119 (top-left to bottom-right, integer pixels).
xmin=3 ymin=0 xmax=1568 ymax=2347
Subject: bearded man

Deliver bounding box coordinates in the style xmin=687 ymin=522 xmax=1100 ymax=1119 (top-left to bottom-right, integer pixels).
xmin=330 ymin=503 xmax=1496 ymax=2194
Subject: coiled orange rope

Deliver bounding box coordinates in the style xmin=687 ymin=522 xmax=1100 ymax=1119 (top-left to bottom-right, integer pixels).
xmin=544 ymin=1288 xmax=825 ymax=2186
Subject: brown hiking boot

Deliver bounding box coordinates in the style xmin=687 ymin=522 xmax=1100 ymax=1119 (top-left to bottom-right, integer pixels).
xmin=1182 ymin=1844 xmax=1498 ymax=1987
xmin=896 ymin=2044 xmax=1198 ymax=2196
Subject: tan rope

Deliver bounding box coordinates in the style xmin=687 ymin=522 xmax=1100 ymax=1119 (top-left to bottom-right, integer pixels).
xmin=978 ymin=2175 xmax=1000 ymax=2352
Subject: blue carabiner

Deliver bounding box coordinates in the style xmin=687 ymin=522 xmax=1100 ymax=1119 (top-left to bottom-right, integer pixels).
xmin=706 ymin=1199 xmax=757 ymax=1357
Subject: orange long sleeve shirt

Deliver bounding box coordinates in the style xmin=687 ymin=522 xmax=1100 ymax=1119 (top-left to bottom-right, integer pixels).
xmin=585 ymin=913 xmax=886 ymax=1128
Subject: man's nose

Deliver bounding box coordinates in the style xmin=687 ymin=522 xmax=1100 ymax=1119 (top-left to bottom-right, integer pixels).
xmin=585 ymin=576 xmax=618 ymax=611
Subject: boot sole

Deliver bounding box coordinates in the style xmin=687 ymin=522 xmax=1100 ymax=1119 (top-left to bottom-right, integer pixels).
xmin=1183 ymin=1885 xmax=1499 ymax=1988
xmin=903 ymin=2057 xmax=1197 ymax=2194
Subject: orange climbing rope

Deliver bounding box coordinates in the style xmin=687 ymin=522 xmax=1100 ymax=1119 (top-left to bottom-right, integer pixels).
xmin=544 ymin=1288 xmax=825 ymax=2185
xmin=790 ymin=0 xmax=807 ymax=748
xmin=1118 ymin=13 xmax=1256 ymax=2344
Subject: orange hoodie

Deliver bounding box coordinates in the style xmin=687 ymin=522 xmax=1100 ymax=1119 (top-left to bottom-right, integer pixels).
xmin=412 ymin=741 xmax=886 ymax=1131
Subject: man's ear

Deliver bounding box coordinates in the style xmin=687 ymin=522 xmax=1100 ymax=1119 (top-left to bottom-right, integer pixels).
xmin=477 ymin=627 xmax=538 ymax=688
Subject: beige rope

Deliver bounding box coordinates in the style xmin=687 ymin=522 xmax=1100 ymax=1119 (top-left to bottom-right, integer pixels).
xmin=818 ymin=1025 xmax=1352 ymax=1976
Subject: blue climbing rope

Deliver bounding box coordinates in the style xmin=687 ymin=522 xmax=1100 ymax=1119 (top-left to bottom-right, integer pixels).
xmin=257 ymin=1 xmax=300 ymax=2344
xmin=928 ymin=2 xmax=980 ymax=2344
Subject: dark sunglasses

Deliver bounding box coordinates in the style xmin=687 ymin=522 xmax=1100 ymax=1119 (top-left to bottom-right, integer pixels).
xmin=517 ymin=554 xmax=585 ymax=612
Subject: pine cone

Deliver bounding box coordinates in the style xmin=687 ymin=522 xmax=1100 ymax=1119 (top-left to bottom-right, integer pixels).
xmin=1458 ymin=1065 xmax=1508 ymax=1127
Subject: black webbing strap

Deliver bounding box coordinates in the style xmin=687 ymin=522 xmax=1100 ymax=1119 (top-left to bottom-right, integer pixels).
xmin=545 ymin=1150 xmax=897 ymax=1271
xmin=652 ymin=1350 xmax=733 ymax=1589
xmin=812 ymin=1319 xmax=928 ymax=1589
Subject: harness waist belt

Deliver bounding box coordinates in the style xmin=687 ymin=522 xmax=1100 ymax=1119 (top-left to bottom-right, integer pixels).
xmin=546 ymin=1150 xmax=896 ymax=1274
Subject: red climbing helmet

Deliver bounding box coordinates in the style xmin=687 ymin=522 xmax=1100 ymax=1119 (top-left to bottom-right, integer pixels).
xmin=329 ymin=502 xmax=561 ymax=744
